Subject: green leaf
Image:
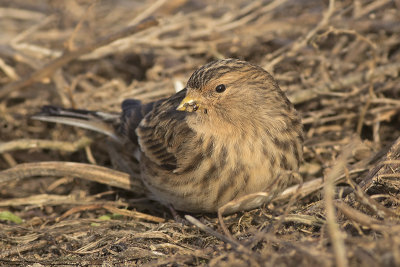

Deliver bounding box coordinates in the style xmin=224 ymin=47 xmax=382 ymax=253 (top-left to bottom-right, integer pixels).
xmin=0 ymin=211 xmax=23 ymax=224
xmin=98 ymin=215 xmax=112 ymax=220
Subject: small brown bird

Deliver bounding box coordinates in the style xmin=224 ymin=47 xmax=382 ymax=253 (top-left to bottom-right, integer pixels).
xmin=33 ymin=59 xmax=303 ymax=213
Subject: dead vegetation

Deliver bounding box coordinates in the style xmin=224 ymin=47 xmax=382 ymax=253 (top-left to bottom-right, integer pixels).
xmin=0 ymin=0 xmax=399 ymax=266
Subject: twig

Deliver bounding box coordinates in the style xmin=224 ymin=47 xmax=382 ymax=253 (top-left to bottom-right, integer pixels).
xmin=65 ymin=3 xmax=96 ymax=51
xmin=55 ymin=204 xmax=165 ymax=223
xmin=345 ymin=174 xmax=398 ymax=218
xmin=217 ymin=191 xmax=274 ymax=238
xmin=0 ymin=57 xmax=19 ymax=80
xmin=0 ymin=18 xmax=158 ymax=99
xmin=185 ymin=215 xmax=252 ymax=254
xmin=360 ymin=137 xmax=400 ymax=191
xmin=0 ymin=194 xmax=125 ymax=207
xmin=104 ymin=205 xmax=165 ymax=223
xmin=356 ymin=85 xmax=374 ymax=135
xmin=275 ymin=168 xmax=367 ymax=202
xmin=0 ymin=137 xmax=93 ymax=154
xmin=0 ymin=7 xmax=44 ymax=20
xmin=335 ymin=202 xmax=400 ymax=233
xmin=353 ymin=0 xmax=392 ymax=19
xmin=0 ymin=161 xmax=144 ymax=194
xmin=0 ymin=240 xmax=48 ymax=258
xmin=288 ymin=62 xmax=400 ymax=104
xmin=128 ymin=0 xmax=168 ymax=26
xmin=11 ymin=15 xmax=56 ymax=45
xmin=263 ymin=0 xmax=336 ymax=72
xmin=324 ymin=143 xmax=355 ymax=267
xmin=275 ymin=214 xmax=325 ymax=227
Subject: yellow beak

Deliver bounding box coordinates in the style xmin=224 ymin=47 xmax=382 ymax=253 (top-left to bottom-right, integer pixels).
xmin=176 ymin=96 xmax=197 ymax=111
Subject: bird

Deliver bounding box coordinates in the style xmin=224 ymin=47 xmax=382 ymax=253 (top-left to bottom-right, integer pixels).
xmin=33 ymin=59 xmax=304 ymax=213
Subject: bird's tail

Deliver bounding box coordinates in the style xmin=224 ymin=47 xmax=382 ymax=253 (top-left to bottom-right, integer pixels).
xmin=32 ymin=105 xmax=121 ymax=140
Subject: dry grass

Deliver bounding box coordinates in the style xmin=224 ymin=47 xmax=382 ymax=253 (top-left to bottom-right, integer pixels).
xmin=0 ymin=0 xmax=399 ymax=266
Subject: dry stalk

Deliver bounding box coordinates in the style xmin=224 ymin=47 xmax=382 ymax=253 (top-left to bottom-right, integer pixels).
xmin=0 ymin=18 xmax=158 ymax=98
xmin=0 ymin=161 xmax=144 ymax=193
xmin=0 ymin=137 xmax=93 ymax=154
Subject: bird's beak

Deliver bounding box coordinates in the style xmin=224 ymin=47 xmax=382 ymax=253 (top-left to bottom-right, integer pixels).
xmin=176 ymin=96 xmax=200 ymax=112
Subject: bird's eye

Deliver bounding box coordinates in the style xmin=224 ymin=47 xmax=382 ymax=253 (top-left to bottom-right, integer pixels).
xmin=215 ymin=84 xmax=226 ymax=93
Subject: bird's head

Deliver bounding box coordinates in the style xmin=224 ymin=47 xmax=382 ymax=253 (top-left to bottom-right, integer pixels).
xmin=177 ymin=59 xmax=289 ymax=129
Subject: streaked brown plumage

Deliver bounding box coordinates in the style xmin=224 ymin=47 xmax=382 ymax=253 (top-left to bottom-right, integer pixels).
xmin=34 ymin=59 xmax=303 ymax=213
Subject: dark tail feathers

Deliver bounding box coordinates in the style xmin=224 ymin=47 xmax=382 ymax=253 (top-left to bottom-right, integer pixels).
xmin=32 ymin=105 xmax=121 ymax=140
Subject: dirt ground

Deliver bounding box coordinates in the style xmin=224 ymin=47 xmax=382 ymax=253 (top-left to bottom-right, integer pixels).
xmin=0 ymin=0 xmax=400 ymax=266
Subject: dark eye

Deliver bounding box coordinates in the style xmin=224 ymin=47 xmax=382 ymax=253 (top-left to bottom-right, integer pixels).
xmin=215 ymin=84 xmax=226 ymax=93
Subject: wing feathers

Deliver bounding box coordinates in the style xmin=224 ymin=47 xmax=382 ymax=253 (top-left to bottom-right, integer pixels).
xmin=136 ymin=89 xmax=193 ymax=172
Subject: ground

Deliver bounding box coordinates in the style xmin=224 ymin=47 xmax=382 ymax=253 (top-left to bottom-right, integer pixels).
xmin=0 ymin=0 xmax=399 ymax=266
